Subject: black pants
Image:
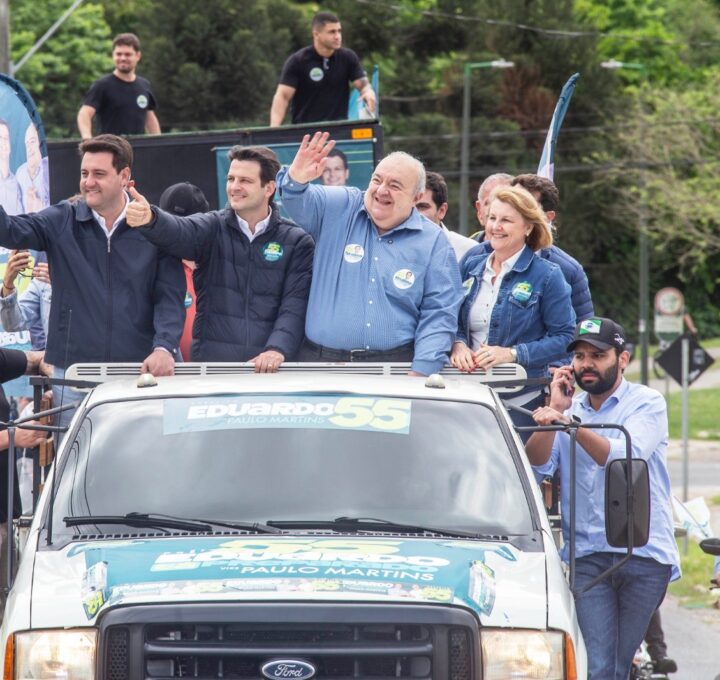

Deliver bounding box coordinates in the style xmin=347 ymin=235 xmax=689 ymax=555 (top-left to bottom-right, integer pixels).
xmin=298 ymin=339 xmax=414 ymax=363
xmin=645 ymin=608 xmax=667 ymax=659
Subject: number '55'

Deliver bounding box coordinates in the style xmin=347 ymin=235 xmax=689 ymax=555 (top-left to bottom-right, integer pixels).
xmin=328 ymin=398 xmax=411 ymax=432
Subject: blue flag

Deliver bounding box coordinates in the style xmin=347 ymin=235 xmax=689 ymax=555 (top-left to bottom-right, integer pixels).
xmin=537 ymin=73 xmax=580 ymax=180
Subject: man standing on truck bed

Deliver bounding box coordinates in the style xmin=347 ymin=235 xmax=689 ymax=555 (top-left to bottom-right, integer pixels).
xmin=276 ymin=131 xmax=463 ymax=376
xmin=126 ymin=146 xmax=314 ymax=371
xmin=525 ymin=316 xmax=680 ymax=680
xmin=0 ymin=134 xmax=185 ymax=421
xmin=270 ymin=12 xmax=376 ymax=126
xmin=77 ymin=33 xmax=161 ymax=139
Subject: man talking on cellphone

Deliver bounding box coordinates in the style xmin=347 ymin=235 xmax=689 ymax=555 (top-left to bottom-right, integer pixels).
xmin=525 ymin=317 xmax=680 ymax=680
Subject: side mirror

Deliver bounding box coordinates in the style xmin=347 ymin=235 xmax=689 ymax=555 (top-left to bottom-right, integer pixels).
xmin=699 ymin=538 xmax=720 ymax=556
xmin=605 ymin=458 xmax=650 ymax=548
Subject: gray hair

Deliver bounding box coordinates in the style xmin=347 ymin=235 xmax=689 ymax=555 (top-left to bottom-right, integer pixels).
xmin=477 ymin=172 xmax=513 ymax=201
xmin=382 ymin=151 xmax=426 ymax=196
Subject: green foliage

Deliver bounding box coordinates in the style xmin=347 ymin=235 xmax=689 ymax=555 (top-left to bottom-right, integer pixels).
xmin=138 ymin=0 xmax=305 ymax=130
xmin=668 ymin=538 xmax=719 ymax=608
xmin=7 ymin=0 xmax=720 ymax=332
xmin=666 ymin=388 xmax=720 ymax=440
xmin=10 ymin=0 xmax=112 ymax=136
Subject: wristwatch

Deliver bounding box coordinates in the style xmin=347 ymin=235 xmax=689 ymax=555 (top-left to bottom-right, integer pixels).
xmin=510 ymin=347 xmax=517 ymax=362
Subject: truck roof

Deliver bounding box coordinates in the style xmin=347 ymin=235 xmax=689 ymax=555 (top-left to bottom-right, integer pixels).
xmin=66 ymin=363 xmax=529 ymax=408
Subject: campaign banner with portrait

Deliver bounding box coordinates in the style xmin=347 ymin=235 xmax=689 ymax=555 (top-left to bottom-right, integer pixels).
xmin=0 ymin=75 xmax=50 ymax=398
xmin=214 ymin=139 xmax=376 ymax=212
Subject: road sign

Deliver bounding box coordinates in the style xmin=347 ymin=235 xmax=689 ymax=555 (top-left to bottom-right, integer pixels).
xmin=655 ymin=333 xmax=715 ymax=386
xmin=654 ymin=287 xmax=684 ymax=343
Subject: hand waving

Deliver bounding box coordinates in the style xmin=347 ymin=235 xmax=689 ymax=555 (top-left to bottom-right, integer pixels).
xmin=288 ymin=131 xmax=336 ymax=184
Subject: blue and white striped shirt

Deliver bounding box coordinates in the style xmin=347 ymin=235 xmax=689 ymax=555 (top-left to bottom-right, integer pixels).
xmin=277 ymin=168 xmax=463 ymax=375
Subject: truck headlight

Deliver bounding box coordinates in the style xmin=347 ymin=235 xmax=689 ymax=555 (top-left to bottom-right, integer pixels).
xmin=481 ymin=629 xmax=572 ymax=679
xmin=12 ymin=629 xmax=96 ymax=680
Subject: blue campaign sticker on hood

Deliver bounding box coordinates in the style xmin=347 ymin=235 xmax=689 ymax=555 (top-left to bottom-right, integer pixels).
xmin=162 ymin=396 xmax=412 ymax=436
xmin=70 ymin=536 xmax=521 ymax=620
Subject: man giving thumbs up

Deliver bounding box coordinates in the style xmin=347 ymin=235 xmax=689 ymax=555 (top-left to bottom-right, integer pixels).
xmin=0 ymin=134 xmax=184 ymax=421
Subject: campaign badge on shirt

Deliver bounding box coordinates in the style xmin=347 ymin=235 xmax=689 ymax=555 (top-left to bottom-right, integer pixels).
xmin=393 ymin=269 xmax=415 ymax=289
xmin=343 ymin=244 xmax=365 ymax=264
xmin=309 ymin=67 xmax=324 ymax=82
xmin=136 ymin=94 xmax=149 ymax=109
xmin=262 ymin=242 xmax=284 ymax=262
xmin=462 ymin=277 xmax=474 ymax=297
xmin=511 ymin=281 xmax=533 ymax=303
xmin=184 ymin=291 xmax=193 ymax=308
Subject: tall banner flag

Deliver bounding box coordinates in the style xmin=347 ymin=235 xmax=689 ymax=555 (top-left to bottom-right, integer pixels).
xmin=0 ymin=74 xmax=50 ymax=398
xmin=537 ymin=73 xmax=580 ymax=181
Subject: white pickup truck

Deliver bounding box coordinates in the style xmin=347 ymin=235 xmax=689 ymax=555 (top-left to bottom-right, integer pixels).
xmin=0 ymin=361 xmax=642 ymax=680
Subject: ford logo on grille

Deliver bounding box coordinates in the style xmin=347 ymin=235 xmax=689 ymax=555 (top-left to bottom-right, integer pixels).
xmin=261 ymin=660 xmax=316 ymax=680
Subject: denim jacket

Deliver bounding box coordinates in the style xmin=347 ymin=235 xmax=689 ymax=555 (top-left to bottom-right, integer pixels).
xmin=458 ymin=245 xmax=576 ymax=378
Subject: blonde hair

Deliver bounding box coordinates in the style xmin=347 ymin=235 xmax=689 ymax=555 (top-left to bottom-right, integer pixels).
xmin=489 ymin=185 xmax=553 ymax=251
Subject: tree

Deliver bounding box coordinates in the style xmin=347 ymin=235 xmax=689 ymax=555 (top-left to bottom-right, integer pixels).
xmin=10 ymin=0 xmax=112 ymax=137
xmin=138 ymin=0 xmax=306 ymax=130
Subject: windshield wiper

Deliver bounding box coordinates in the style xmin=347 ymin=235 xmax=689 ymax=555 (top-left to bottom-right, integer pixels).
xmin=63 ymin=513 xmax=280 ymax=534
xmin=64 ymin=513 xmax=214 ymax=533
xmin=267 ymin=516 xmax=494 ymax=539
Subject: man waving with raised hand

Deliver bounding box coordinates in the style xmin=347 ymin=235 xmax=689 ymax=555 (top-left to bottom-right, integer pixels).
xmin=275 ymin=131 xmax=463 ymax=376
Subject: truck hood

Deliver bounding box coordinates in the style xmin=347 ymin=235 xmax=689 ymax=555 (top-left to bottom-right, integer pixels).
xmin=31 ymin=536 xmax=547 ymax=628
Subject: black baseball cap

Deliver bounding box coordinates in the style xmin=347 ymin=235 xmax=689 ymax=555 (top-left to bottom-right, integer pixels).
xmin=159 ymin=182 xmax=209 ymax=216
xmin=566 ymin=317 xmax=628 ymax=352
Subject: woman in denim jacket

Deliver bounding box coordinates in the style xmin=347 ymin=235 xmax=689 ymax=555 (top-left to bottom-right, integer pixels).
xmin=451 ymin=185 xmax=575 ymax=436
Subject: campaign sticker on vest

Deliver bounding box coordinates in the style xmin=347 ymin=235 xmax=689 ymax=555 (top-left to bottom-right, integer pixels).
xmin=462 ymin=277 xmax=474 ymax=297
xmin=309 ymin=67 xmax=324 ymax=82
xmin=579 ymin=318 xmax=602 ymax=335
xmin=136 ymin=94 xmax=149 ymax=109
xmin=184 ymin=291 xmax=193 ymax=309
xmin=393 ymin=269 xmax=415 ymax=290
xmin=511 ymin=281 xmax=533 ymax=303
xmin=262 ymin=242 xmax=284 ymax=262
xmin=343 ymin=244 xmax=365 ymax=263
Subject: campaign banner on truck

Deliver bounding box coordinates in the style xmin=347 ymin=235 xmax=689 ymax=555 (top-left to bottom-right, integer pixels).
xmin=0 ymin=75 xmax=50 ymax=398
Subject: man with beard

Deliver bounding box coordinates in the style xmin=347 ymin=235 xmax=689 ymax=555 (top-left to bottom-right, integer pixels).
xmin=270 ymin=12 xmax=376 ymax=126
xmin=525 ymin=317 xmax=679 ymax=680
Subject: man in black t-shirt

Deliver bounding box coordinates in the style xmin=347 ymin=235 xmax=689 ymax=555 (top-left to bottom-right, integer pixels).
xmin=77 ymin=33 xmax=160 ymax=139
xmin=270 ymin=12 xmax=376 ymax=126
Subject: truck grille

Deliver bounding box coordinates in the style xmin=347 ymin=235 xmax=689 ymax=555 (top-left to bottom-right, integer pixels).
xmin=99 ymin=604 xmax=476 ymax=680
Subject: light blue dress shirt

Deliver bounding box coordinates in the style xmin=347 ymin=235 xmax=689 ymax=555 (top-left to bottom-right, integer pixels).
xmin=533 ymin=378 xmax=681 ymax=580
xmin=277 ymin=168 xmax=463 ymax=375
xmin=0 ymin=279 xmax=51 ymax=349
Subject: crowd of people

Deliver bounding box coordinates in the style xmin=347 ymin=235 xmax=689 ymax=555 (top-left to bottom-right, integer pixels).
xmin=0 ymin=10 xmax=696 ymax=679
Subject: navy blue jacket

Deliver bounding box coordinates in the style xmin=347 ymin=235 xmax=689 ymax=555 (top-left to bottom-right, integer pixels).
xmin=475 ymin=240 xmax=594 ymax=322
xmin=0 ymin=201 xmax=185 ymax=368
xmin=139 ymin=206 xmax=314 ymax=361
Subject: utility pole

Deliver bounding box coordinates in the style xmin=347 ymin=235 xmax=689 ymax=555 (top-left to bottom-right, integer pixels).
xmin=0 ymin=0 xmax=10 ymax=75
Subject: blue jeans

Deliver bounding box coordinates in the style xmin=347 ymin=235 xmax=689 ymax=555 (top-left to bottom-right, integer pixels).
xmin=574 ymin=553 xmax=671 ymax=680
xmin=51 ymin=367 xmax=87 ymax=437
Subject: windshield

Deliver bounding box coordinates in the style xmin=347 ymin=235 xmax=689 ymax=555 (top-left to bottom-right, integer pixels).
xmin=48 ymin=393 xmax=534 ymax=541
